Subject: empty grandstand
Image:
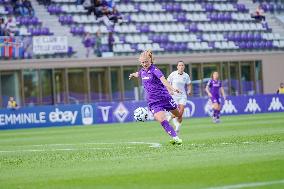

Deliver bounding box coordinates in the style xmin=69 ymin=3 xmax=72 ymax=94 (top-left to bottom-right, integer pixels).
xmin=0 ymin=0 xmax=284 ymax=107
xmin=1 ymin=0 xmax=284 ymax=59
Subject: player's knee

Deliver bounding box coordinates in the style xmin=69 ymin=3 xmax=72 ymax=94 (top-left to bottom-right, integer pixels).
xmin=154 ymin=114 xmax=165 ymax=123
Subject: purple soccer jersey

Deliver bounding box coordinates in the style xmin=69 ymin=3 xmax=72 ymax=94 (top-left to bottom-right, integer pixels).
xmin=207 ymin=79 xmax=222 ymax=104
xmin=138 ymin=64 xmax=177 ymax=114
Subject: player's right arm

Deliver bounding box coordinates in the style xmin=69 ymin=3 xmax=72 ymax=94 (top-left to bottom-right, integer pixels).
xmin=129 ymin=72 xmax=139 ymax=80
xmin=205 ymin=80 xmax=212 ymax=97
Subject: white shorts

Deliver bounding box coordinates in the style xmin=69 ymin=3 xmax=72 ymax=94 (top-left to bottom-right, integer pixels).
xmin=172 ymin=95 xmax=187 ymax=105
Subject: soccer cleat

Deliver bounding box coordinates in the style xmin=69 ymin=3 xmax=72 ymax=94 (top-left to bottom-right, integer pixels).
xmin=175 ymin=129 xmax=180 ymax=136
xmin=212 ymin=116 xmax=217 ymax=123
xmin=215 ymin=119 xmax=221 ymax=123
xmin=170 ymin=138 xmax=183 ymax=145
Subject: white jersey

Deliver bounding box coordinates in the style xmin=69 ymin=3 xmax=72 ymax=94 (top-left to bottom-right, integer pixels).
xmin=167 ymin=71 xmax=191 ymax=97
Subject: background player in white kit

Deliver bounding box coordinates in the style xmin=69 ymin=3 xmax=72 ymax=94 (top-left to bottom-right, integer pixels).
xmin=167 ymin=61 xmax=192 ymax=134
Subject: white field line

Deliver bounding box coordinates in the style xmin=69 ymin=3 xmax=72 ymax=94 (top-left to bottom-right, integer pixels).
xmin=0 ymin=142 xmax=162 ymax=153
xmin=206 ymin=179 xmax=284 ymax=189
xmin=0 ymin=140 xmax=277 ymax=154
xmin=0 ymin=147 xmax=112 ymax=153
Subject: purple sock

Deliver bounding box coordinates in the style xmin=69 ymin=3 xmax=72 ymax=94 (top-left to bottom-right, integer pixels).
xmin=216 ymin=110 xmax=220 ymax=119
xmin=213 ymin=109 xmax=218 ymax=118
xmin=161 ymin=120 xmax=177 ymax=137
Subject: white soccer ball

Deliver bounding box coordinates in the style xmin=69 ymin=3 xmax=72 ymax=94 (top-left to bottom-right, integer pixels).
xmin=133 ymin=107 xmax=148 ymax=122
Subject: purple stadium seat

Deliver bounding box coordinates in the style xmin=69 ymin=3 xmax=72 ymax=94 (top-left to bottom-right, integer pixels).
xmin=177 ymin=14 xmax=186 ymax=22
xmin=141 ymin=24 xmax=149 ymax=33
xmin=266 ymin=41 xmax=273 ymax=48
xmin=224 ymin=12 xmax=232 ymax=21
xmin=130 ymin=44 xmax=138 ymax=52
xmin=160 ymin=35 xmax=168 ymax=43
xmin=241 ymin=33 xmax=248 ymax=41
xmin=208 ymin=41 xmax=215 ymax=49
xmin=59 ymin=15 xmax=65 ymax=23
xmin=180 ymin=43 xmax=187 ymax=51
xmin=254 ymin=33 xmax=262 ymax=40
xmin=41 ymin=27 xmax=49 ymax=35
xmin=67 ymin=15 xmax=73 ymax=24
xmin=247 ymin=42 xmax=253 ymax=49
xmin=268 ymin=3 xmax=274 ymax=12
xmin=173 ymin=4 xmax=181 ymax=11
xmin=228 ymin=33 xmax=234 ymax=41
xmin=205 ymin=4 xmax=214 ymax=12
xmin=119 ymin=36 xmax=126 ymax=43
xmin=248 ymin=33 xmax=254 ymax=41
xmin=165 ymin=43 xmax=174 ymax=51
xmin=101 ymin=45 xmax=109 ymax=52
xmin=234 ymin=33 xmax=241 ymax=41
xmin=153 ymin=35 xmax=160 ymax=43
xmin=189 ymin=23 xmax=198 ymax=32
xmin=134 ymin=3 xmax=140 ymax=11
xmin=259 ymin=41 xmax=266 ymax=49
xmin=70 ymin=27 xmax=76 ymax=34
xmin=166 ymin=4 xmax=174 ymax=12
xmin=31 ymin=17 xmax=39 ymax=25
xmin=236 ymin=4 xmax=246 ymax=12
xmin=218 ymin=13 xmax=225 ymax=22
xmin=33 ymin=28 xmax=40 ymax=36
xmin=252 ymin=41 xmax=259 ymax=49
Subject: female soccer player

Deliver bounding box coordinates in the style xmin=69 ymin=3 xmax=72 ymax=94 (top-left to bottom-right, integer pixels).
xmin=205 ymin=71 xmax=226 ymax=123
xmin=129 ymin=50 xmax=183 ymax=145
xmin=167 ymin=61 xmax=192 ymax=134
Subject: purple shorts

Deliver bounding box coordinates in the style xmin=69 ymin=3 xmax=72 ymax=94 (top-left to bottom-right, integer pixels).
xmin=211 ymin=96 xmax=220 ymax=104
xmin=149 ymin=97 xmax=178 ymax=115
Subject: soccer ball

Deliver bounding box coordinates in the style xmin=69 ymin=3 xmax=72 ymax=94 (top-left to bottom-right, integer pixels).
xmin=133 ymin=107 xmax=148 ymax=122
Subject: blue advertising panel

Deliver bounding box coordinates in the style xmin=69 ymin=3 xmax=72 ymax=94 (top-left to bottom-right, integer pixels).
xmin=0 ymin=94 xmax=283 ymax=130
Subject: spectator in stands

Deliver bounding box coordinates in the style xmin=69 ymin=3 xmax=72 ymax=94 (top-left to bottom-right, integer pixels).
xmin=95 ymin=29 xmax=102 ymax=57
xmin=251 ymin=5 xmax=266 ymax=22
xmin=108 ymin=31 xmax=114 ymax=52
xmin=5 ymin=15 xmax=17 ymax=35
xmin=108 ymin=7 xmax=123 ymax=25
xmin=83 ymin=32 xmax=94 ymax=58
xmin=94 ymin=0 xmax=107 ymax=18
xmin=14 ymin=0 xmax=27 ymax=16
xmin=23 ymin=36 xmax=32 ymax=58
xmin=277 ymin=83 xmax=284 ymax=94
xmin=7 ymin=96 xmax=18 ymax=110
xmin=0 ymin=17 xmax=5 ymax=36
xmin=83 ymin=0 xmax=94 ymax=15
xmin=23 ymin=0 xmax=34 ymax=16
xmin=37 ymin=0 xmax=50 ymax=6
xmin=76 ymin=0 xmax=84 ymax=5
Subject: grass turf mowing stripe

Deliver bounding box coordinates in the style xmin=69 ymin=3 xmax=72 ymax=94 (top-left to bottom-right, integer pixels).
xmin=206 ymin=179 xmax=284 ymax=189
xmin=0 ymin=113 xmax=283 ymax=189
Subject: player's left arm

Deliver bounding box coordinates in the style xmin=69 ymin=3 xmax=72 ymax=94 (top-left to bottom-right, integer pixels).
xmin=187 ymin=83 xmax=192 ymax=96
xmin=160 ymin=76 xmax=180 ymax=94
xmin=220 ymin=87 xmax=226 ymax=100
xmin=186 ymin=75 xmax=192 ymax=96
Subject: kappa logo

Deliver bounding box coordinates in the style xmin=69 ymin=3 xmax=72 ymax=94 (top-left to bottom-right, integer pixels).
xmin=268 ymin=97 xmax=284 ymax=111
xmin=244 ymin=98 xmax=261 ymax=113
xmin=81 ymin=105 xmax=93 ymax=125
xmin=97 ymin=106 xmax=112 ymax=122
xmin=204 ymin=100 xmax=213 ymax=116
xmin=221 ymin=100 xmax=238 ymax=114
xmin=184 ymin=100 xmax=195 ymax=117
xmin=114 ymin=103 xmax=129 ymax=122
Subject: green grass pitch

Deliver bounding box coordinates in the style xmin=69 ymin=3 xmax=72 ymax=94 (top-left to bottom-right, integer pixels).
xmin=0 ymin=113 xmax=284 ymax=189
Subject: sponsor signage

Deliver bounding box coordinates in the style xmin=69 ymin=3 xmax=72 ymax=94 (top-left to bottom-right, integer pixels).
xmin=0 ymin=94 xmax=283 ymax=130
